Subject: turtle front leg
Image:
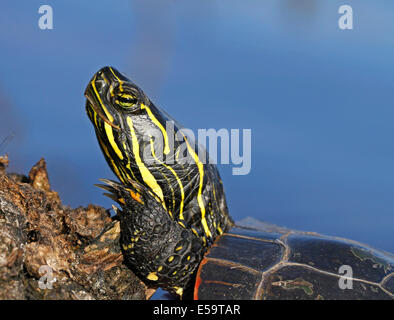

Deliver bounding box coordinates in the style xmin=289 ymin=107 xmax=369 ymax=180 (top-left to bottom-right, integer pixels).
xmin=98 ymin=179 xmax=206 ymax=297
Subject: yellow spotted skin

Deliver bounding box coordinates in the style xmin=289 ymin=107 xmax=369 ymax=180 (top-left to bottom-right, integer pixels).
xmin=85 ymin=66 xmax=233 ymax=296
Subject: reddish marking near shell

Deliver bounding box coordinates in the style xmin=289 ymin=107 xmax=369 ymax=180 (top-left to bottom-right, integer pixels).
xmin=193 ymin=257 xmax=209 ymax=300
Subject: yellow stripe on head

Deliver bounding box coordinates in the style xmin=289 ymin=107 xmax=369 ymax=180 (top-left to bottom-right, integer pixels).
xmin=91 ymin=76 xmax=114 ymax=123
xmin=109 ymin=67 xmax=124 ymax=91
xmin=93 ymin=110 xmax=98 ymax=129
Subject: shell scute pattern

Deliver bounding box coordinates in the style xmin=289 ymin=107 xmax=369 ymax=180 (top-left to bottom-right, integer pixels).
xmin=195 ymin=224 xmax=394 ymax=300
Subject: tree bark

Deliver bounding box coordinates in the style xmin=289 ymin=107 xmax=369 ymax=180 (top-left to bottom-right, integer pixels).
xmin=0 ymin=155 xmax=153 ymax=300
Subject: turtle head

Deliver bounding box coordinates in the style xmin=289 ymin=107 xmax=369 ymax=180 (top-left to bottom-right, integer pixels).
xmin=84 ymin=66 xmax=149 ymax=130
xmin=84 ymin=67 xmax=173 ymax=200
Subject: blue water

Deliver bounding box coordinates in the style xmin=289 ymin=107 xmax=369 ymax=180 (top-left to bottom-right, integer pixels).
xmin=0 ymin=0 xmax=393 ymax=252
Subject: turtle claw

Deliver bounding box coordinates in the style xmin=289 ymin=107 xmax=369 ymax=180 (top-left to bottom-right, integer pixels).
xmin=102 ymin=192 xmax=119 ymax=202
xmin=97 ymin=178 xmax=120 ymax=188
xmin=111 ymin=204 xmax=121 ymax=214
xmin=95 ymin=183 xmax=114 ymax=192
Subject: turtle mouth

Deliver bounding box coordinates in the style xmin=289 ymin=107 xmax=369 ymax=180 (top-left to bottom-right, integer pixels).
xmin=85 ymin=96 xmax=120 ymax=131
xmin=85 ymin=73 xmax=121 ymax=131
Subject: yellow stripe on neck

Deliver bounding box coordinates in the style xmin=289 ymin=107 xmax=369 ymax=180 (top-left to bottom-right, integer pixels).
xmin=181 ymin=133 xmax=211 ymax=238
xmin=150 ymin=138 xmax=185 ymax=219
xmin=126 ymin=116 xmax=165 ymax=208
xmin=141 ymin=103 xmax=170 ymax=155
xmin=104 ymin=122 xmax=123 ymax=160
xmin=98 ymin=136 xmax=125 ymax=184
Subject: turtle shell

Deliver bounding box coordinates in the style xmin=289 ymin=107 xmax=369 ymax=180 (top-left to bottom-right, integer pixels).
xmin=194 ymin=223 xmax=394 ymax=300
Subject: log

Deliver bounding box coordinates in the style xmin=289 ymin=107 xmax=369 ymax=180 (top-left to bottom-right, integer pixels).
xmin=0 ymin=155 xmax=153 ymax=300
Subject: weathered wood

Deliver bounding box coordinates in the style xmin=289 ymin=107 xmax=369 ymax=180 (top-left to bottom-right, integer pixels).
xmin=0 ymin=155 xmax=153 ymax=300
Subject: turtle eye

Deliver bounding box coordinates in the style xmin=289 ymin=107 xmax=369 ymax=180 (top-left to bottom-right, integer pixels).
xmin=115 ymin=93 xmax=138 ymax=109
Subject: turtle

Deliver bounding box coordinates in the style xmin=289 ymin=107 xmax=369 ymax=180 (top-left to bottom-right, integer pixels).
xmin=84 ymin=66 xmax=394 ymax=300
